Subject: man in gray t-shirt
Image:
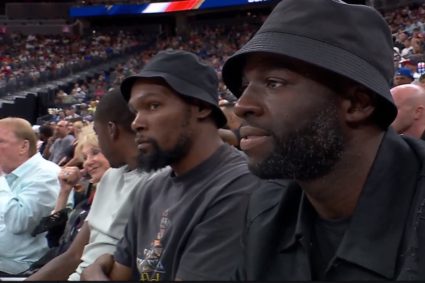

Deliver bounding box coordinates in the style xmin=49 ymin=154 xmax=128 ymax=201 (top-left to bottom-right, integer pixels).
xmin=81 ymin=50 xmax=282 ymax=281
xmin=48 ymin=120 xmax=75 ymax=164
xmin=114 ymin=143 xmax=261 ymax=281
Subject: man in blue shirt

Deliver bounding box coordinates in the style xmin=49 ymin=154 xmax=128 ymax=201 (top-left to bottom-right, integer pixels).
xmin=0 ymin=117 xmax=60 ymax=275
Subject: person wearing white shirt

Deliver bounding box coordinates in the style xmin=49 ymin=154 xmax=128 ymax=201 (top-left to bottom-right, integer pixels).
xmin=0 ymin=118 xmax=60 ymax=276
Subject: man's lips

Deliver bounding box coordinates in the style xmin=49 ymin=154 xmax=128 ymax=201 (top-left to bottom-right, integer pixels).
xmin=239 ymin=126 xmax=270 ymax=139
xmin=135 ymin=136 xmax=150 ymax=145
xmin=239 ymin=126 xmax=271 ymax=151
xmin=135 ymin=137 xmax=152 ymax=151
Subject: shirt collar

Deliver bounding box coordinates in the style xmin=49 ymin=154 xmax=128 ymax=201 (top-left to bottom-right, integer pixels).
xmin=336 ymin=129 xmax=420 ymax=279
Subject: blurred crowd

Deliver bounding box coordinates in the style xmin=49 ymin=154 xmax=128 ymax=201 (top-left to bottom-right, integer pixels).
xmin=0 ymin=30 xmax=147 ymax=95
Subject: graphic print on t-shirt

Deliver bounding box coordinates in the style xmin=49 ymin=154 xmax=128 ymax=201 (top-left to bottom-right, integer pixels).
xmin=137 ymin=209 xmax=170 ymax=281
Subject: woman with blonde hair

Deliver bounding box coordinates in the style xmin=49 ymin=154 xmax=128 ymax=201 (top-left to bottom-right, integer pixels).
xmin=26 ymin=124 xmax=110 ymax=275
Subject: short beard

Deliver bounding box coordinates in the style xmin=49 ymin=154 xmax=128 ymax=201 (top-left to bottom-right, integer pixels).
xmin=137 ymin=136 xmax=192 ymax=172
xmin=137 ymin=106 xmax=193 ymax=173
xmin=250 ymin=101 xmax=345 ymax=181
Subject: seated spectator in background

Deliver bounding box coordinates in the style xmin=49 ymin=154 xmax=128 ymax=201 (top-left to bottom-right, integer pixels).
xmin=391 ymin=84 xmax=425 ymax=139
xmin=23 ymin=125 xmax=111 ymax=275
xmin=38 ymin=124 xmax=54 ymax=155
xmin=0 ymin=117 xmax=60 ymax=276
xmin=64 ymin=107 xmax=81 ymax=121
xmin=46 ymin=120 xmax=75 ymax=164
xmin=60 ymin=121 xmax=85 ymax=167
xmin=400 ymin=57 xmax=420 ymax=78
xmin=222 ymin=0 xmax=425 ymax=280
xmin=393 ymin=67 xmax=414 ymax=86
xmin=81 ymin=50 xmax=275 ymax=281
xmin=27 ymin=90 xmax=151 ymax=281
xmin=53 ymin=124 xmax=105 ymax=214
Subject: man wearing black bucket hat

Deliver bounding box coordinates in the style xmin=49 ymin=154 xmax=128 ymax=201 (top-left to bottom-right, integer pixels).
xmin=221 ymin=0 xmax=425 ymax=281
xmin=81 ymin=50 xmax=277 ymax=281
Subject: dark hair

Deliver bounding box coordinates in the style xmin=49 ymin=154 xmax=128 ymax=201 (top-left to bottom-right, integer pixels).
xmin=39 ymin=124 xmax=54 ymax=138
xmin=94 ymin=88 xmax=135 ymax=132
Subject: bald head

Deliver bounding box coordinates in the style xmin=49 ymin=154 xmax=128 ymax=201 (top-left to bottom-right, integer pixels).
xmin=391 ymin=84 xmax=425 ymax=138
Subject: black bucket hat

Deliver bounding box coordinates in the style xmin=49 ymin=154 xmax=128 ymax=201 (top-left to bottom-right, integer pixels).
xmin=121 ymin=50 xmax=227 ymax=128
xmin=222 ymin=0 xmax=397 ymax=128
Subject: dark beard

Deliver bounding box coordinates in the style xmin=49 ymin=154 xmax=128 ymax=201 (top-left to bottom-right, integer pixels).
xmin=250 ymin=101 xmax=345 ymax=181
xmin=137 ymin=106 xmax=192 ymax=172
xmin=137 ymin=136 xmax=192 ymax=172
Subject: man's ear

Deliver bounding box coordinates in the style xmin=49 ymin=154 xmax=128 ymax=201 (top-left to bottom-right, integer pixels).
xmin=20 ymin=139 xmax=30 ymax=156
xmin=415 ymin=105 xmax=425 ymax=120
xmin=195 ymin=104 xmax=213 ymax=120
xmin=341 ymin=85 xmax=376 ymax=124
xmin=108 ymin=121 xmax=119 ymax=140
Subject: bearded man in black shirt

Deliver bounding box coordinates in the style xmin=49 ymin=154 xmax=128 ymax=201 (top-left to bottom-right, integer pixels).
xmin=221 ymin=0 xmax=425 ymax=280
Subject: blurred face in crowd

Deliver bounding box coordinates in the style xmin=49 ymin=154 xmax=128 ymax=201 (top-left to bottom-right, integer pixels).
xmin=391 ymin=84 xmax=425 ymax=134
xmin=55 ymin=120 xmax=69 ymax=138
xmin=129 ymin=78 xmax=194 ymax=172
xmin=81 ymin=144 xmax=110 ymax=183
xmin=234 ymin=53 xmax=345 ymax=180
xmin=393 ymin=74 xmax=413 ymax=86
xmin=0 ymin=124 xmax=29 ymax=174
xmin=67 ymin=123 xmax=74 ymax=136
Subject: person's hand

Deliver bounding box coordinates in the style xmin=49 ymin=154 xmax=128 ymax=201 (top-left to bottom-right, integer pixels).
xmin=47 ymin=136 xmax=55 ymax=145
xmin=58 ymin=166 xmax=81 ymax=192
xmin=80 ymin=254 xmax=114 ymax=281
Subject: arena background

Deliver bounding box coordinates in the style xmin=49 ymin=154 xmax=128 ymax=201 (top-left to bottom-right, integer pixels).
xmin=0 ymin=0 xmax=422 ymax=124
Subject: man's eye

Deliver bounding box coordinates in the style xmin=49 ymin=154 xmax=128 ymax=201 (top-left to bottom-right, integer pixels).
xmin=149 ymin=103 xmax=160 ymax=111
xmin=265 ymin=79 xmax=286 ymax=89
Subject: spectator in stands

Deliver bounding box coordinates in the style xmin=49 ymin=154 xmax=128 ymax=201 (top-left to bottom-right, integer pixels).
xmin=64 ymin=107 xmax=81 ymax=121
xmin=400 ymin=57 xmax=419 ymax=75
xmin=81 ymin=50 xmax=274 ymax=281
xmin=51 ymin=110 xmax=66 ymax=123
xmin=222 ymin=0 xmax=425 ymax=280
xmin=38 ymin=124 xmax=54 ymax=155
xmin=391 ymin=84 xmax=425 ymax=139
xmin=393 ymin=67 xmax=414 ymax=86
xmin=60 ymin=121 xmax=85 ymax=167
xmin=54 ymin=125 xmax=107 ymax=214
xmin=46 ymin=120 xmax=75 ymax=164
xmin=0 ymin=118 xmax=60 ymax=276
xmin=27 ymin=90 xmax=151 ymax=281
xmin=23 ymin=125 xmax=111 ymax=275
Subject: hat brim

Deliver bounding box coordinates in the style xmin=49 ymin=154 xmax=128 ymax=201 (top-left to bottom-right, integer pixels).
xmin=121 ymin=71 xmax=227 ymax=128
xmin=222 ymin=32 xmax=397 ymax=127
